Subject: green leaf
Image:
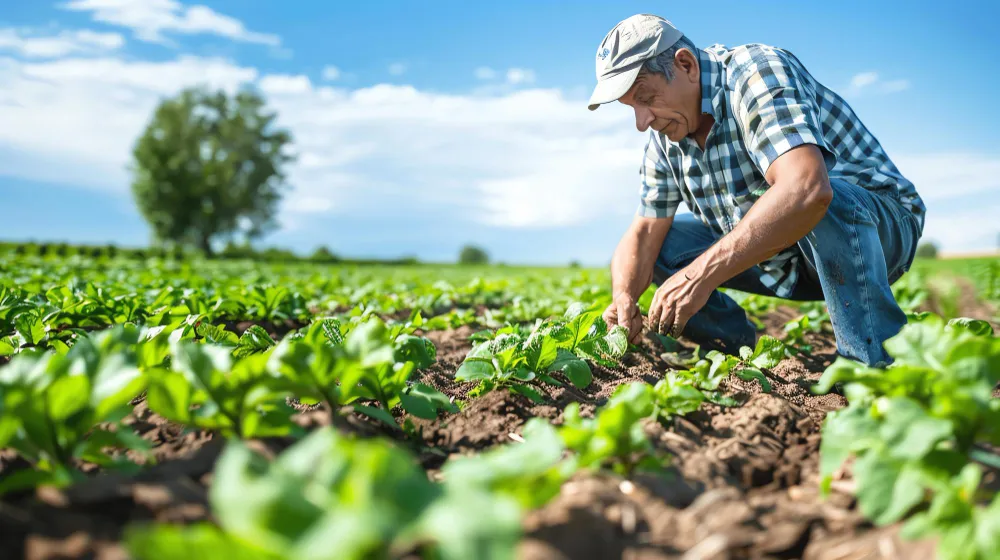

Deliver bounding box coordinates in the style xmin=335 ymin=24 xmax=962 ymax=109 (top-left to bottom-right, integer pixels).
xmin=853 ymin=451 xmax=925 ymax=525
xmin=15 ymin=314 xmax=45 ymax=346
xmin=396 ymin=335 xmax=436 ymax=369
xmin=0 ymin=336 xmax=18 ymax=356
xmin=234 ymin=325 xmax=276 ymax=358
xmin=195 ymin=322 xmax=239 ymax=345
xmin=818 ymin=404 xmax=879 ymax=492
xmin=509 ymin=384 xmax=545 ymax=403
xmin=418 ymin=489 xmax=522 ymax=560
xmin=353 ymin=404 xmax=400 ymax=429
xmin=400 ymin=383 xmax=458 ymax=419
xmin=947 ymin=317 xmax=994 ymax=337
xmin=747 ymin=335 xmax=786 ymax=369
xmin=601 ymin=325 xmax=629 ymax=358
xmin=876 ymin=397 xmax=954 ymax=460
xmin=125 ymin=523 xmax=281 ymax=560
xmin=145 ymin=371 xmax=194 ymax=424
xmin=523 ymin=336 xmax=558 ymax=372
xmin=547 ymin=349 xmax=592 ymax=389
xmin=735 ymin=367 xmax=771 ymax=392
xmin=45 ymin=374 xmax=90 ymax=422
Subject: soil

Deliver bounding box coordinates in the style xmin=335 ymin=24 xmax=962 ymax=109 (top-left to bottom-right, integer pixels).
xmin=2 ymin=289 xmax=996 ymax=560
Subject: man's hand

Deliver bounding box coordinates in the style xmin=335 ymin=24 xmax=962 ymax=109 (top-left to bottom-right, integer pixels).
xmin=603 ymin=293 xmax=644 ymax=344
xmin=647 ymin=264 xmax=714 ymax=339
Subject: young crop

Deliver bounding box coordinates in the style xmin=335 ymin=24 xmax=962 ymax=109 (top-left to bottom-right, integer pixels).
xmin=268 ymin=317 xmax=455 ymax=429
xmin=558 ymin=382 xmax=665 ymax=475
xmin=455 ymin=304 xmax=628 ymax=402
xmin=813 ymin=313 xmax=1000 ymax=559
xmin=124 ymin=426 xmax=522 ymax=560
xmin=649 ymin=335 xmax=781 ymax=421
xmin=0 ymin=326 xmax=152 ymax=493
xmin=145 ymin=339 xmax=299 ymax=440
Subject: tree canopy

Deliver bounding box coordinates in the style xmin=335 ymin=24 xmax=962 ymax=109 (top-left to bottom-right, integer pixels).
xmin=458 ymin=245 xmax=489 ymax=265
xmin=130 ymin=86 xmax=294 ymax=256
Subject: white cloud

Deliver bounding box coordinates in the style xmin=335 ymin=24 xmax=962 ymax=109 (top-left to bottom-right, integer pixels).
xmin=0 ymin=28 xmax=124 ymax=57
xmin=259 ymin=74 xmax=312 ymax=96
xmin=61 ymin=0 xmax=280 ymax=46
xmin=891 ymin=152 xmax=1000 ymax=252
xmin=850 ymin=71 xmax=878 ymax=89
xmin=894 ymin=153 xmax=1000 ymax=202
xmin=474 ymin=66 xmax=496 ymax=80
xmin=0 ymin=53 xmax=641 ymax=232
xmin=0 ymin=54 xmax=257 ymax=189
xmin=388 ymin=62 xmax=406 ymax=76
xmin=506 ymin=68 xmax=535 ymax=85
xmin=321 ymin=65 xmax=340 ymax=81
xmin=2 ymin=48 xmax=988 ymax=256
xmin=846 ymin=71 xmax=910 ymax=96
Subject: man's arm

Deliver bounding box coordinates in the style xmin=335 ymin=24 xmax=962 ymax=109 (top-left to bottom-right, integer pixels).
xmin=605 ymin=215 xmax=673 ymax=342
xmin=647 ymin=144 xmax=832 ymax=334
xmin=691 ymin=144 xmax=831 ymax=287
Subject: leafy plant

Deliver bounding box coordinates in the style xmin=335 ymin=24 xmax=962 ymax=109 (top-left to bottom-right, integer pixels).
xmin=456 ymin=304 xmax=628 ymax=402
xmin=813 ymin=312 xmax=1000 ymax=558
xmin=124 ymin=426 xmax=522 ymax=560
xmin=145 ymin=339 xmax=298 ymax=439
xmin=0 ymin=326 xmax=151 ymax=493
xmin=269 ymin=317 xmax=455 ymax=429
xmin=558 ymin=382 xmax=665 ymax=475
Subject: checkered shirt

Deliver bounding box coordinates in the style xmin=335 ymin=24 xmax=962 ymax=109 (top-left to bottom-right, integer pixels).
xmin=638 ymin=43 xmax=926 ymax=298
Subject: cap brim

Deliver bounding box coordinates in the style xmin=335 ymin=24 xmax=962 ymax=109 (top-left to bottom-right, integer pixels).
xmin=587 ymin=64 xmax=642 ymax=111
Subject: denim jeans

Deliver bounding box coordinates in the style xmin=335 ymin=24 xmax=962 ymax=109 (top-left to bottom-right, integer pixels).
xmin=652 ymin=178 xmax=922 ymax=367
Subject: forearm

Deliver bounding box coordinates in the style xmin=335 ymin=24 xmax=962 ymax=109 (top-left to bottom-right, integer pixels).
xmin=611 ymin=217 xmax=673 ymax=301
xmin=691 ymin=178 xmax=832 ymax=288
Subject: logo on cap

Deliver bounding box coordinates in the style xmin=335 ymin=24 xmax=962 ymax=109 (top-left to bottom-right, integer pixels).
xmin=597 ymin=48 xmax=610 ymax=60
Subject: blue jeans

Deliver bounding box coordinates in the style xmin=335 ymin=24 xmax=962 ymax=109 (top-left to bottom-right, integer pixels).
xmin=653 ymin=178 xmax=922 ymax=367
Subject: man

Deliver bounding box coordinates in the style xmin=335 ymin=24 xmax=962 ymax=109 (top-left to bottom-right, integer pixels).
xmin=589 ymin=14 xmax=924 ymax=367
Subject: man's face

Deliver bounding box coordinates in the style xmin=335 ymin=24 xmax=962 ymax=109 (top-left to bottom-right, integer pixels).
xmin=617 ymin=49 xmax=701 ymax=142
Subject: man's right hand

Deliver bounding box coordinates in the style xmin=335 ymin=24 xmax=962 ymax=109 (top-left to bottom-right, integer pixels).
xmin=603 ymin=293 xmax=644 ymax=344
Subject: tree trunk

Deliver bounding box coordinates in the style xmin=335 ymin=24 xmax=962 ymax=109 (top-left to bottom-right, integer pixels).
xmin=200 ymin=235 xmax=214 ymax=258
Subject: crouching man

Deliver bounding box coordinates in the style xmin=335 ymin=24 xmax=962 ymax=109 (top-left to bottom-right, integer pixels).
xmin=590 ymin=14 xmax=925 ymax=367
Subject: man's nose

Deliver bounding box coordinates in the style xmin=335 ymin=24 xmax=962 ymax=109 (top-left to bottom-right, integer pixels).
xmin=634 ymin=108 xmax=654 ymax=132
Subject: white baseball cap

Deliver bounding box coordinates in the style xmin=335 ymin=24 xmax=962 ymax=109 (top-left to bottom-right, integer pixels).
xmin=588 ymin=14 xmax=684 ymax=111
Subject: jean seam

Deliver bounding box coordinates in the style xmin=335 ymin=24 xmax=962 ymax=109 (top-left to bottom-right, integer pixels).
xmin=852 ymin=202 xmax=877 ymax=359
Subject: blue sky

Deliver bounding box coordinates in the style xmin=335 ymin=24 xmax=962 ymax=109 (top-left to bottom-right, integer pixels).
xmin=1 ymin=1 xmax=999 ymax=265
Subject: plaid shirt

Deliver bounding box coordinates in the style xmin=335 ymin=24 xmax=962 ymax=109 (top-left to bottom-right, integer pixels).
xmin=638 ymin=43 xmax=925 ymax=298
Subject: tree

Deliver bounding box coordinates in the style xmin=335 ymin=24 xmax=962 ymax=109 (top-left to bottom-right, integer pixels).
xmin=915 ymin=241 xmax=939 ymax=259
xmin=458 ymin=245 xmax=489 ymax=265
xmin=310 ymin=246 xmax=339 ymax=263
xmin=130 ymin=86 xmax=294 ymax=257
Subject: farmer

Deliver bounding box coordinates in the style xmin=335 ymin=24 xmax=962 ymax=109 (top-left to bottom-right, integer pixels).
xmin=591 ymin=14 xmax=925 ymax=367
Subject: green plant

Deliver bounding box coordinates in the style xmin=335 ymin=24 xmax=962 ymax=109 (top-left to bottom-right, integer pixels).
xmin=456 ymin=304 xmax=628 ymax=402
xmin=0 ymin=326 xmax=152 ymax=493
xmin=124 ymin=426 xmax=522 ymax=560
xmin=813 ymin=313 xmax=1000 ymax=559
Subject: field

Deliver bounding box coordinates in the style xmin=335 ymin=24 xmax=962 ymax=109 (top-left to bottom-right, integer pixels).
xmin=0 ymin=253 xmax=998 ymax=560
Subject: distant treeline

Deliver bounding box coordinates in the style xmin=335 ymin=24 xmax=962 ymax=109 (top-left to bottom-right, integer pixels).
xmin=0 ymin=241 xmax=419 ymax=266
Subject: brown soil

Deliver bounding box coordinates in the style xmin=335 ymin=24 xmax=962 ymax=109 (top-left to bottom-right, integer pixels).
xmin=8 ymin=291 xmax=998 ymax=559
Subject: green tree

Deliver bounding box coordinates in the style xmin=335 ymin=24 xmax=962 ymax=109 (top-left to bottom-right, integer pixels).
xmin=915 ymin=241 xmax=939 ymax=259
xmin=310 ymin=246 xmax=339 ymax=263
xmin=458 ymin=245 xmax=489 ymax=265
xmin=129 ymin=86 xmax=294 ymax=257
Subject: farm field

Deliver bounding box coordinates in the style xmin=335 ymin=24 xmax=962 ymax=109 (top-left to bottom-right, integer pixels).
xmin=0 ymin=253 xmax=998 ymax=560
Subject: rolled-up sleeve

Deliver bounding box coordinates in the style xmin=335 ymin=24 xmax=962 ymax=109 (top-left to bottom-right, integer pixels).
xmin=731 ymin=49 xmax=836 ymax=177
xmin=636 ymin=134 xmax=681 ymax=219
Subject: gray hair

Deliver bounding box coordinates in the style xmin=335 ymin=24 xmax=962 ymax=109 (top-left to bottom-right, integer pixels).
xmin=639 ymin=36 xmax=698 ymax=82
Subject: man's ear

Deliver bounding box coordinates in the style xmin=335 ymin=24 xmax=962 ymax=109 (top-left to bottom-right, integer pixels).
xmin=675 ymin=49 xmax=699 ymax=82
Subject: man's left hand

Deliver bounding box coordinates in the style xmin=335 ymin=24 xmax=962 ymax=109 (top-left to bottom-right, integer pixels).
xmin=647 ymin=264 xmax=714 ymax=339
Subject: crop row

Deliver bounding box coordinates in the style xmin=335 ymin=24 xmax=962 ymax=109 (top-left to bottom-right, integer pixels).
xmin=0 ymin=298 xmax=789 ymax=559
